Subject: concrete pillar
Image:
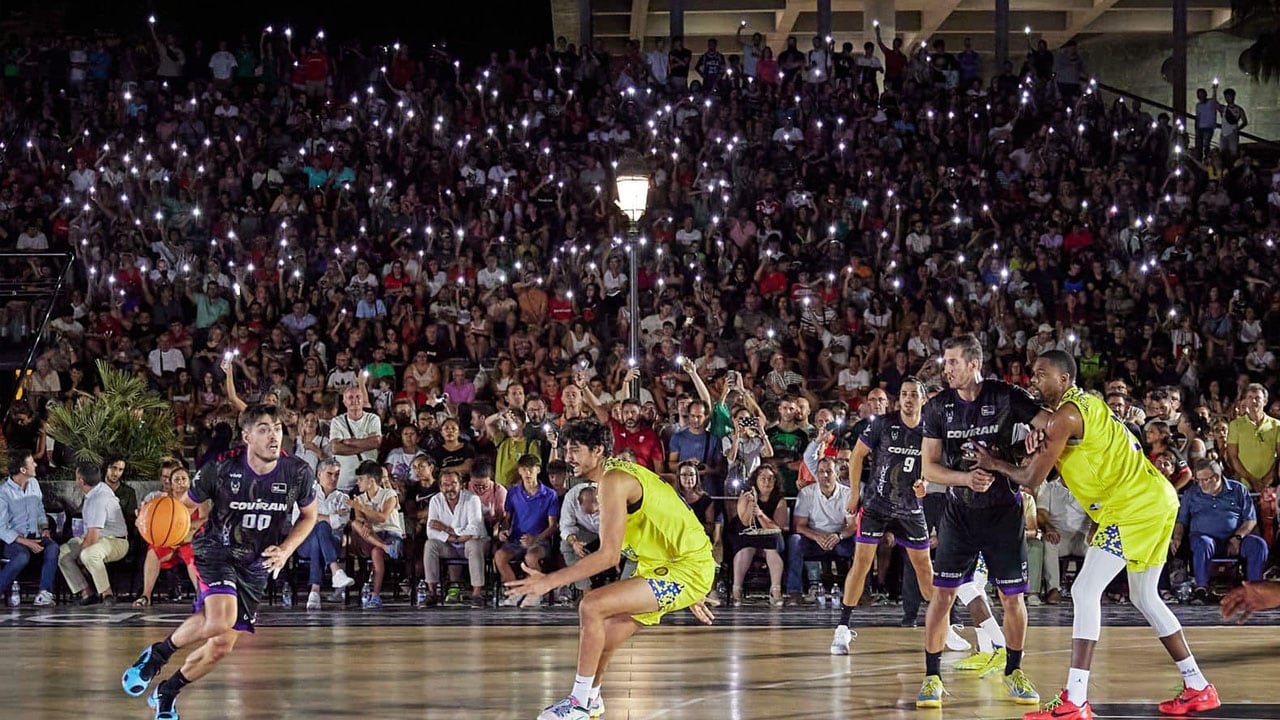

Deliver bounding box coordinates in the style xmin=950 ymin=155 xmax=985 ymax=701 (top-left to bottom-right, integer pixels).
xmin=817 ymin=0 xmax=832 ymax=41
xmin=1172 ymin=0 xmax=1188 ymax=118
xmin=994 ymin=0 xmax=1010 ymax=72
xmin=580 ymin=0 xmax=593 ymax=48
xmin=670 ymin=0 xmax=684 ymax=39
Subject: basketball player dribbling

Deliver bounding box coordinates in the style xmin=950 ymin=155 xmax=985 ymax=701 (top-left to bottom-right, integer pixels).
xmin=505 ymin=419 xmax=718 ymax=720
xmin=121 ymin=404 xmax=318 ymax=719
xmin=974 ymin=351 xmax=1219 ymax=719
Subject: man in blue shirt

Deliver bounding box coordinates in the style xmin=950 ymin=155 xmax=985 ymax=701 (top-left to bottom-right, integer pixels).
xmin=496 ymin=454 xmax=559 ymax=607
xmin=0 ymin=451 xmax=59 ymax=606
xmin=1171 ymin=458 xmax=1268 ymax=603
xmin=666 ymin=400 xmax=724 ymax=492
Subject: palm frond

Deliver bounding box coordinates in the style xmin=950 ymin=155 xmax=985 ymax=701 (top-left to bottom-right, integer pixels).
xmin=45 ymin=360 xmax=177 ymax=482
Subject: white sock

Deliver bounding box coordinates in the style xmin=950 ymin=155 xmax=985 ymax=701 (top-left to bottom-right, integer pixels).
xmin=973 ymin=624 xmax=992 ymax=653
xmin=1066 ymin=667 xmax=1090 ymax=705
xmin=979 ymin=617 xmax=1006 ymax=649
xmin=1176 ymin=656 xmax=1208 ymax=691
xmin=571 ymin=675 xmax=595 ymax=705
xmin=589 ymin=686 xmax=601 ymax=702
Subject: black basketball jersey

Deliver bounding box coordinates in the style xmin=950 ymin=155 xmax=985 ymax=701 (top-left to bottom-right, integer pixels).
xmin=858 ymin=412 xmax=924 ymax=516
xmin=920 ymin=379 xmax=1044 ymax=509
xmin=189 ymin=450 xmax=317 ymax=566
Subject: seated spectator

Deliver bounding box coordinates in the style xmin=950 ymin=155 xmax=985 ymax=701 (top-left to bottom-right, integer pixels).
xmin=402 ymin=455 xmax=440 ymax=588
xmin=58 ymin=462 xmax=130 ymax=606
xmin=431 ymin=417 xmax=476 ymax=477
xmin=1034 ymin=474 xmax=1090 ymax=605
xmin=0 ymin=450 xmax=59 ymax=607
xmin=727 ymin=465 xmax=788 ymax=606
xmin=558 ymin=481 xmax=602 ymax=599
xmin=298 ymin=459 xmax=356 ymax=610
xmin=496 ymin=454 xmax=560 ymax=607
xmin=1172 ymin=459 xmax=1268 ymax=604
xmin=468 ymin=459 xmax=508 ymax=536
xmin=785 ymin=457 xmax=855 ymax=603
xmin=348 ymin=461 xmax=404 ymax=609
xmin=422 ymin=469 xmax=489 ymax=608
xmin=133 ymin=465 xmax=204 ymax=607
xmin=667 ymin=399 xmax=725 ymax=491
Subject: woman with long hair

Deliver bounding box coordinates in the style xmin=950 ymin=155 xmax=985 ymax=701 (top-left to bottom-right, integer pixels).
xmin=674 ymin=461 xmax=718 ymax=544
xmin=727 ymin=464 xmax=788 ymax=607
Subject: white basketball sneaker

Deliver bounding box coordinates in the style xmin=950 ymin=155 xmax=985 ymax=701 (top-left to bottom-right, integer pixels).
xmin=945 ymin=624 xmax=972 ymax=652
xmin=830 ymin=624 xmax=856 ymax=655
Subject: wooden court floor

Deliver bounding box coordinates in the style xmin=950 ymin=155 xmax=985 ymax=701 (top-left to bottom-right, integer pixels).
xmin=3 ymin=624 xmax=1278 ymax=720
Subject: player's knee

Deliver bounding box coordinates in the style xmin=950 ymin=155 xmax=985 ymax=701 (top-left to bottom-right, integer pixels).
xmin=578 ymin=590 xmax=606 ymax=621
xmin=207 ymin=635 xmax=236 ymax=662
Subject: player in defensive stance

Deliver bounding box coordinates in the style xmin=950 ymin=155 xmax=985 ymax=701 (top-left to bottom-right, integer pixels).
xmin=833 ymin=377 xmax=969 ymax=654
xmin=974 ymin=351 xmax=1219 ymax=719
xmin=916 ymin=334 xmax=1047 ymax=709
xmin=121 ymin=405 xmax=318 ymax=719
xmin=507 ymin=419 xmax=717 ymax=720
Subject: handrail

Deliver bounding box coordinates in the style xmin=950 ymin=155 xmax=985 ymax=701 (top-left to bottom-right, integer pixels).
xmin=1094 ymin=80 xmax=1280 ymax=150
xmin=2 ymin=251 xmax=75 ymax=424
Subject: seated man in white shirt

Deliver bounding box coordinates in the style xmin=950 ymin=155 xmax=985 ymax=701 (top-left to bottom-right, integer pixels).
xmin=422 ymin=469 xmax=490 ymax=608
xmin=1035 ymin=473 xmax=1090 ymax=604
xmin=58 ymin=462 xmax=130 ymax=606
xmin=784 ymin=457 xmax=855 ymax=602
xmin=299 ymin=459 xmax=357 ymax=609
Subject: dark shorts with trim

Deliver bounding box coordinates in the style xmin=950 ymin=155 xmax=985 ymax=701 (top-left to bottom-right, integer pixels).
xmin=857 ymin=507 xmax=931 ymax=550
xmin=193 ymin=552 xmax=267 ymax=633
xmin=933 ymin=499 xmax=1028 ymax=595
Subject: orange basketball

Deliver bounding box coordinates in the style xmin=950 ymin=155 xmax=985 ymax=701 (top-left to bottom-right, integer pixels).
xmin=138 ymin=495 xmax=191 ymax=548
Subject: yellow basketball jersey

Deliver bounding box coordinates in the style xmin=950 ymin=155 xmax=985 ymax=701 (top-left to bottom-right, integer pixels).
xmin=1056 ymin=385 xmax=1178 ymax=525
xmin=606 ymin=458 xmax=713 ymax=568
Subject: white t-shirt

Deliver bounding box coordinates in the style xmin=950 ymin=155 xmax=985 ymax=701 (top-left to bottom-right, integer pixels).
xmin=794 ymin=482 xmax=851 ymax=534
xmin=208 ymin=51 xmax=238 ymax=80
xmin=329 ymin=412 xmax=382 ymax=491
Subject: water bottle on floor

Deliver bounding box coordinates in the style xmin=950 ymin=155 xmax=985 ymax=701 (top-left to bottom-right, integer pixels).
xmin=8 ymin=582 xmax=19 ymax=607
xmin=829 ymin=584 xmax=842 ymax=609
xmin=415 ymin=580 xmax=427 ymax=607
xmin=816 ymin=585 xmax=828 ymax=608
xmin=360 ymin=581 xmax=372 ymax=608
xmin=281 ymin=582 xmax=292 ymax=608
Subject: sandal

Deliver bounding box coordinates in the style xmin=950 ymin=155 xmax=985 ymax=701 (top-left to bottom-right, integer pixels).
xmin=132 ymin=596 xmax=151 ymax=608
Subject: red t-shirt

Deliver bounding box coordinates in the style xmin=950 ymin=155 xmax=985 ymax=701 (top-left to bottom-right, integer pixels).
xmin=609 ymin=418 xmax=664 ymax=471
xmin=758 ymin=270 xmax=788 ymax=297
xmin=303 ymin=52 xmax=329 ymax=82
xmin=548 ymin=297 xmax=573 ymax=322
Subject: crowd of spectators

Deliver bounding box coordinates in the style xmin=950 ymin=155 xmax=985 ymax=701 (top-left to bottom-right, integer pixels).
xmin=2 ymin=16 xmax=1280 ymax=609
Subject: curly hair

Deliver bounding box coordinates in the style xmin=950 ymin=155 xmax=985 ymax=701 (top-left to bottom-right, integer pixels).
xmin=562 ymin=419 xmax=614 ymax=456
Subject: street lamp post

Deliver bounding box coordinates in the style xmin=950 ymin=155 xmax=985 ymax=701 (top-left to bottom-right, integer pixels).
xmin=614 ymin=154 xmax=650 ymax=401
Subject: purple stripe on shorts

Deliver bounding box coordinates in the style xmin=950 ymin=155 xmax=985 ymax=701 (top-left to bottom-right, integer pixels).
xmin=855 ymin=536 xmax=881 ymax=545
xmin=896 ymin=538 xmax=932 ymax=551
xmin=997 ymin=583 xmax=1029 ymax=596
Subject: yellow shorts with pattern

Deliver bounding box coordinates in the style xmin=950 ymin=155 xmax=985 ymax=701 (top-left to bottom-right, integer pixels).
xmin=631 ymin=555 xmax=716 ymax=626
xmin=1091 ymin=509 xmax=1178 ymax=572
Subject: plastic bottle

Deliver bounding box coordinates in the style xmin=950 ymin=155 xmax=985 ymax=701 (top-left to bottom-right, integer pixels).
xmin=416 ymin=580 xmax=427 ymax=607
xmin=8 ymin=582 xmax=19 ymax=607
xmin=360 ymin=581 xmax=372 ymax=608
xmin=815 ymin=585 xmax=828 ymax=608
xmin=280 ymin=581 xmax=292 ymax=608
xmin=829 ymin=584 xmax=842 ymax=609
